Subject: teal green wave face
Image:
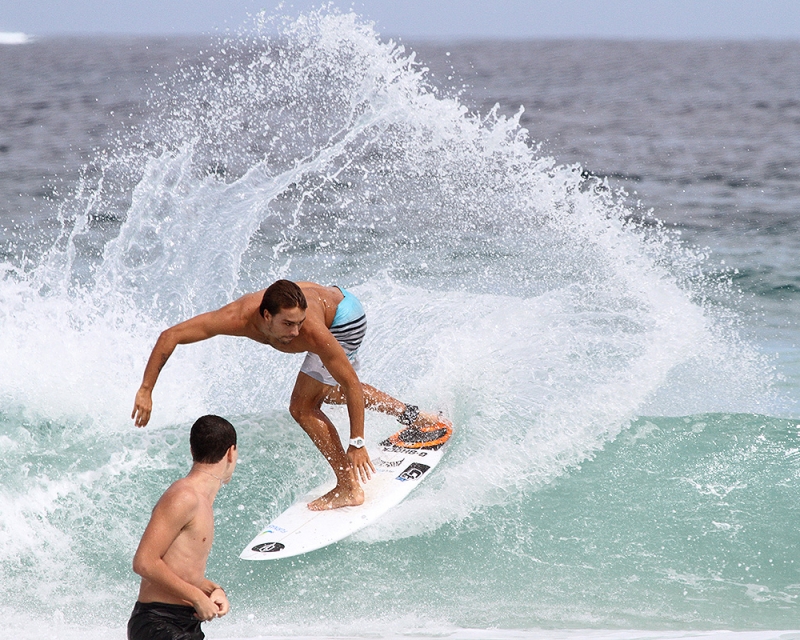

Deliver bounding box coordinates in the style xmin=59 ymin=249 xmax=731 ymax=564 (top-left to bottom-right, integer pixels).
xmin=3 ymin=412 xmax=799 ymax=631
xmin=217 ymin=414 xmax=800 ymax=631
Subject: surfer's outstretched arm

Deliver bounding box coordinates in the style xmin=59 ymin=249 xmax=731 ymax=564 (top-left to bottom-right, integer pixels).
xmin=132 ymin=330 xmax=182 ymax=427
xmin=132 ymin=304 xmax=246 ymax=426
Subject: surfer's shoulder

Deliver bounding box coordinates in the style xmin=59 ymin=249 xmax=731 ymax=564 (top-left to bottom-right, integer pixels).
xmin=212 ymin=293 xmax=261 ymax=329
xmin=297 ymin=283 xmax=341 ymax=323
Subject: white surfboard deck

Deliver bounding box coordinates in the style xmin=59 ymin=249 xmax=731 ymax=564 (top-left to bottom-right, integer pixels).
xmin=240 ymin=421 xmax=453 ymax=561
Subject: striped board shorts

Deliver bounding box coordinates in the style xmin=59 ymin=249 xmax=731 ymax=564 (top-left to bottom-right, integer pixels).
xmin=299 ymin=287 xmax=367 ymax=386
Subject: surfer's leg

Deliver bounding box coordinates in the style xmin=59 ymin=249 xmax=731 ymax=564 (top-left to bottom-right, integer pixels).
xmin=323 ymin=383 xmax=441 ymax=428
xmin=290 ymin=372 xmax=364 ymax=510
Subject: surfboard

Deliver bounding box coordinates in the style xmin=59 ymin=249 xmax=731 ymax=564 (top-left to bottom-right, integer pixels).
xmin=240 ymin=418 xmax=453 ymax=561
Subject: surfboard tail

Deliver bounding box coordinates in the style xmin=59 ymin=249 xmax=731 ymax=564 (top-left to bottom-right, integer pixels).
xmin=380 ymin=418 xmax=453 ymax=450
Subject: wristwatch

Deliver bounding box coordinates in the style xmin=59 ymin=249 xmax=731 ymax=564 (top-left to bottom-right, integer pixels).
xmin=349 ymin=437 xmax=365 ymax=448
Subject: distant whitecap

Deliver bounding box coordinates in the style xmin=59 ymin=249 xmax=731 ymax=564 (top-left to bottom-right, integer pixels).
xmin=0 ymin=32 xmax=31 ymax=45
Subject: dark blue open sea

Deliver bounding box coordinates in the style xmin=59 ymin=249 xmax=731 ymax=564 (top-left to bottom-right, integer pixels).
xmin=1 ymin=8 xmax=799 ymax=640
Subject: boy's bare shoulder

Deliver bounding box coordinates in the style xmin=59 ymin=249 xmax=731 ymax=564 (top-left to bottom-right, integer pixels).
xmin=153 ymin=477 xmax=202 ymax=519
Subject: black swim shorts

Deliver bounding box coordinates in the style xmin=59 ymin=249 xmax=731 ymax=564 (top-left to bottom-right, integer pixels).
xmin=127 ymin=601 xmax=204 ymax=640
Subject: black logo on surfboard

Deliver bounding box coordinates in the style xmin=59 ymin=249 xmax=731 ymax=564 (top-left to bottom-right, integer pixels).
xmin=397 ymin=462 xmax=430 ymax=482
xmin=252 ymin=542 xmax=285 ymax=553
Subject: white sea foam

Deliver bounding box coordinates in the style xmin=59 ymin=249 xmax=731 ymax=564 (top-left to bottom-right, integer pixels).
xmin=8 ymin=621 xmax=797 ymax=640
xmin=0 ymin=32 xmax=30 ymax=45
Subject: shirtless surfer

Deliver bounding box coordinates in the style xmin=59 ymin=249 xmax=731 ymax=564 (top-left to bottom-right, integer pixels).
xmin=128 ymin=414 xmax=237 ymax=640
xmin=132 ymin=280 xmax=447 ymax=510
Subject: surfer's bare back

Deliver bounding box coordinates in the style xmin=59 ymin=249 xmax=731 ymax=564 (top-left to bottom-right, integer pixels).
xmin=132 ymin=279 xmax=446 ymax=510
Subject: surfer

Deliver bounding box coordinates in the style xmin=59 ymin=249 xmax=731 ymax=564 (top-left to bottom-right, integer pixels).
xmin=128 ymin=414 xmax=237 ymax=640
xmin=132 ymin=279 xmax=446 ymax=510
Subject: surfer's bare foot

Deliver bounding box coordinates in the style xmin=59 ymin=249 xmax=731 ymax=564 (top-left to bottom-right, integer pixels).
xmin=307 ymin=484 xmax=364 ymax=511
xmin=414 ymin=410 xmax=446 ymax=429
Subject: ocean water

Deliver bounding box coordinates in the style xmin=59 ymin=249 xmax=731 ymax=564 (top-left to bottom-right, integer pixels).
xmin=1 ymin=8 xmax=799 ymax=640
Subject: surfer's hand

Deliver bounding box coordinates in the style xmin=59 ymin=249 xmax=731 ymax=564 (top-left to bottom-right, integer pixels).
xmin=132 ymin=387 xmax=152 ymax=427
xmin=348 ymin=446 xmax=375 ymax=482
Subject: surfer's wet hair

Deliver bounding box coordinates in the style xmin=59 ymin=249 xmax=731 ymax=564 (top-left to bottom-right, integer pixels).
xmin=190 ymin=415 xmax=237 ymax=464
xmin=259 ymin=280 xmax=308 ymax=317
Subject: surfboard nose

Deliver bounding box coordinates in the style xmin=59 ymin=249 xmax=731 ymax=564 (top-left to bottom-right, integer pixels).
xmin=240 ymin=540 xmax=287 ymax=560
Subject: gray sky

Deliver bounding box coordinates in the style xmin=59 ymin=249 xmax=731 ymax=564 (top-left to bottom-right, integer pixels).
xmin=2 ymin=0 xmax=800 ymax=39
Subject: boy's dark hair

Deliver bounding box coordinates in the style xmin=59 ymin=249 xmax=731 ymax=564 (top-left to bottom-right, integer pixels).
xmin=259 ymin=279 xmax=307 ymax=317
xmin=190 ymin=415 xmax=237 ymax=464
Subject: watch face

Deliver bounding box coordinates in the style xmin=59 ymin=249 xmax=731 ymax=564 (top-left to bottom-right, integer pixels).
xmin=350 ymin=437 xmax=365 ymax=448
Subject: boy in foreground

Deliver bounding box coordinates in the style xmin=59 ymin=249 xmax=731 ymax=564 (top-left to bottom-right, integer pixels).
xmin=128 ymin=415 xmax=238 ymax=640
